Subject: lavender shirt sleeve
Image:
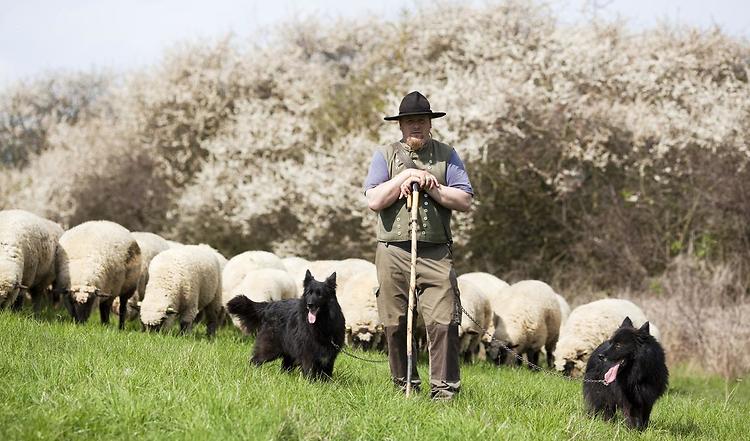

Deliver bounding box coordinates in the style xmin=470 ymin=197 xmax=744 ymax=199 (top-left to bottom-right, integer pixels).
xmin=363 ymin=151 xmax=390 ymax=194
xmin=446 ymin=150 xmax=474 ymax=196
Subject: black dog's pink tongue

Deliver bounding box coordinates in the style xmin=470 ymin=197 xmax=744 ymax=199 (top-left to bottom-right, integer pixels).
xmin=604 ymin=362 xmax=621 ymax=385
xmin=307 ymin=310 xmax=317 ymax=324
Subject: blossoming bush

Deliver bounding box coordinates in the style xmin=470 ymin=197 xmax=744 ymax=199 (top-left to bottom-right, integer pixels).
xmin=1 ymin=1 xmax=748 ymax=287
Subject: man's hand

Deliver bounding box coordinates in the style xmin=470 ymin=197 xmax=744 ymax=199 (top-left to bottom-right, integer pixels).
xmin=399 ymin=169 xmax=439 ymax=199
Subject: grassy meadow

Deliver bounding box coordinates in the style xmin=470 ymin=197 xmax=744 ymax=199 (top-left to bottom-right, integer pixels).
xmin=0 ymin=310 xmax=747 ymax=441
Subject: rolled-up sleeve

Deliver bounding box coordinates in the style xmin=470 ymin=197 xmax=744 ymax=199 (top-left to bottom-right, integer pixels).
xmin=363 ymin=151 xmax=390 ymax=195
xmin=446 ymin=150 xmax=473 ymax=196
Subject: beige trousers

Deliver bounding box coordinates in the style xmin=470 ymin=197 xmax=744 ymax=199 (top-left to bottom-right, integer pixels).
xmin=375 ymin=241 xmax=461 ymax=396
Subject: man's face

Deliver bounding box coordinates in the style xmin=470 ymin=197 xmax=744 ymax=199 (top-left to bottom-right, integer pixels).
xmin=399 ymin=115 xmax=431 ymax=143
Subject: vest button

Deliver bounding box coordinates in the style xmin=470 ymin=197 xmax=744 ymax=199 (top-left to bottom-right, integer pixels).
xmin=396 ymin=217 xmax=400 ymax=222
xmin=428 ymin=165 xmax=432 ymax=169
xmin=423 ymin=216 xmax=428 ymax=220
xmin=424 ymin=201 xmax=428 ymax=206
xmin=397 ymin=232 xmax=401 ymax=236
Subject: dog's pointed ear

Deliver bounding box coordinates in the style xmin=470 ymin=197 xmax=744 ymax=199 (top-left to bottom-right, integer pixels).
xmin=325 ymin=272 xmax=337 ymax=290
xmin=304 ymin=269 xmax=313 ymax=287
xmin=621 ymin=316 xmax=634 ymax=328
xmin=639 ymin=321 xmax=650 ymax=334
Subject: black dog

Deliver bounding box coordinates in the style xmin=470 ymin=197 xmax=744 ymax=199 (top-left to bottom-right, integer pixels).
xmin=226 ymin=270 xmax=345 ymax=381
xmin=583 ymin=317 xmax=668 ymax=430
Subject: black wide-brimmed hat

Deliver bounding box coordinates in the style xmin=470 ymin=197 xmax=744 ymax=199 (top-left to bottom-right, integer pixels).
xmin=384 ymin=91 xmax=446 ymax=121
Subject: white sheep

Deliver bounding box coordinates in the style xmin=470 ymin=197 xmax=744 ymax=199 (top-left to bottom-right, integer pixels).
xmin=114 ymin=240 xmax=226 ymax=321
xmin=554 ymin=298 xmax=661 ymax=377
xmin=0 ymin=209 xmax=63 ymax=312
xmin=455 ymin=276 xmax=495 ymax=363
xmin=339 ymin=268 xmax=384 ymax=350
xmin=139 ymin=245 xmax=222 ymax=337
xmin=55 ymin=220 xmax=141 ymax=329
xmin=222 ymin=250 xmax=286 ymax=297
xmin=487 ymin=280 xmax=561 ymax=369
xmin=224 ymin=268 xmax=297 ymax=333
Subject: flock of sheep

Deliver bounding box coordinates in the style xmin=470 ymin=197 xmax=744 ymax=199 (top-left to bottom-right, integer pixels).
xmin=0 ymin=208 xmax=660 ymax=377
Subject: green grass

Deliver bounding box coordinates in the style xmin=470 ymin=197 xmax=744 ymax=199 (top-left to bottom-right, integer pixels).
xmin=0 ymin=310 xmax=747 ymax=440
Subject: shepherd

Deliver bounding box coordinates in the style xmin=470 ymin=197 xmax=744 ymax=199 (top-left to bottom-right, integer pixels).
xmin=363 ymin=91 xmax=474 ymax=401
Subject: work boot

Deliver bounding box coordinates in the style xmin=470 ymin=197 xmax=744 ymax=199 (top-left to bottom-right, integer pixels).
xmin=393 ymin=377 xmax=422 ymax=394
xmin=430 ymin=380 xmax=459 ymax=401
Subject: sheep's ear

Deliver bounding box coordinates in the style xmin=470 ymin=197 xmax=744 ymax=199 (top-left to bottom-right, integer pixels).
xmin=95 ymin=289 xmax=108 ymax=298
xmin=165 ymin=307 xmax=177 ymax=315
xmin=620 ymin=316 xmax=634 ymax=328
xmin=304 ymin=269 xmax=313 ymax=287
xmin=325 ymin=272 xmax=337 ymax=291
xmin=638 ymin=321 xmax=650 ymax=334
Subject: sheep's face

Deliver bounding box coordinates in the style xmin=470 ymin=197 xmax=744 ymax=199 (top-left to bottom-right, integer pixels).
xmin=351 ymin=325 xmax=384 ymax=351
xmin=69 ymin=285 xmax=98 ymax=303
xmin=0 ymin=262 xmax=21 ymax=302
xmin=485 ymin=339 xmax=518 ymax=366
xmin=140 ymin=304 xmax=178 ymax=331
xmin=62 ymin=285 xmax=104 ymax=323
xmin=555 ymin=350 xmax=588 ymax=377
xmin=0 ymin=280 xmax=18 ymax=304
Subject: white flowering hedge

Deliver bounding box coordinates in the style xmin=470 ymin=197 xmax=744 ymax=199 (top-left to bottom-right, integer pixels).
xmin=1 ymin=1 xmax=748 ymax=288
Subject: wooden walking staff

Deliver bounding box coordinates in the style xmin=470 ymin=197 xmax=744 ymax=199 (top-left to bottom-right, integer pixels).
xmin=405 ymin=182 xmax=420 ymax=397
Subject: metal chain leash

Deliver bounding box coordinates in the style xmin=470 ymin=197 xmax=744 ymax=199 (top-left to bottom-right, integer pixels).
xmin=329 ymin=304 xmax=607 ymax=384
xmin=330 ymin=339 xmax=389 ymax=363
xmin=457 ymin=302 xmax=607 ymax=385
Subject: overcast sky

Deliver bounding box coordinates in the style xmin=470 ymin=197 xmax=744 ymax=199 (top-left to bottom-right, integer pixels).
xmin=1 ymin=0 xmax=748 ymax=87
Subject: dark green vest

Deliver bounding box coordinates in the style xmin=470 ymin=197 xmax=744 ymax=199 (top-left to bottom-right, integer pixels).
xmin=376 ymin=139 xmax=454 ymax=243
